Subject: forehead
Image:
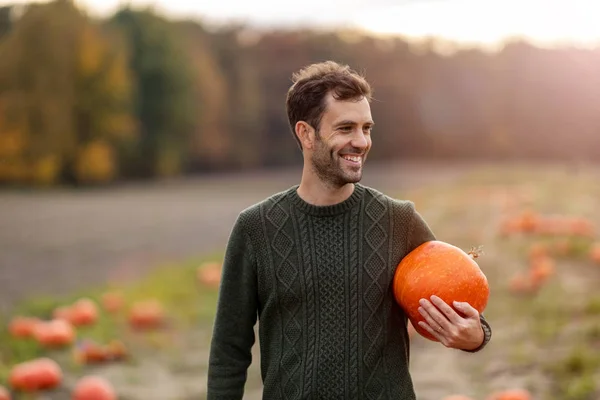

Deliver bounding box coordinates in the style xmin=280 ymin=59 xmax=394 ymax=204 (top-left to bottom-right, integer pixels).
xmin=322 ymin=93 xmax=373 ymax=125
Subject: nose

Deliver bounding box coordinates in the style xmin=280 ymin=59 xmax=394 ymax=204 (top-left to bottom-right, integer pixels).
xmin=351 ymin=129 xmax=369 ymax=150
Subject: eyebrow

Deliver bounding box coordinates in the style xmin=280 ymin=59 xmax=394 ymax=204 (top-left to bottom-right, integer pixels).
xmin=335 ymin=120 xmax=375 ymax=127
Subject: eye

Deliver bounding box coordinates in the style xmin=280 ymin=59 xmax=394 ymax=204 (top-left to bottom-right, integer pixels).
xmin=364 ymin=125 xmax=373 ymax=134
xmin=339 ymin=126 xmax=352 ymax=132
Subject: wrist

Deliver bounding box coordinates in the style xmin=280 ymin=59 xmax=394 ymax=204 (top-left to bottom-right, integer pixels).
xmin=462 ymin=320 xmax=492 ymax=353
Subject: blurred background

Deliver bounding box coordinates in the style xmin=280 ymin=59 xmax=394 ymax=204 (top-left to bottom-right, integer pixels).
xmin=1 ymin=1 xmax=600 ymax=399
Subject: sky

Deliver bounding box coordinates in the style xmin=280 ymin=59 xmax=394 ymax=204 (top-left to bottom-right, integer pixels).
xmin=3 ymin=0 xmax=600 ymax=49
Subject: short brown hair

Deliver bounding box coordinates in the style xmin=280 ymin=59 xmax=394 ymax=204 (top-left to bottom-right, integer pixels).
xmin=286 ymin=61 xmax=373 ymax=149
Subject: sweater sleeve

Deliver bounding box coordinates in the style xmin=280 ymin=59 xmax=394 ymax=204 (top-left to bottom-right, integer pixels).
xmin=207 ymin=212 xmax=258 ymax=400
xmin=406 ymin=203 xmax=436 ymax=252
xmin=406 ymin=203 xmax=492 ymax=353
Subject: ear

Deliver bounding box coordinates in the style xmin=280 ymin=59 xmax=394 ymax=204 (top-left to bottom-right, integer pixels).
xmin=295 ymin=121 xmax=315 ymax=150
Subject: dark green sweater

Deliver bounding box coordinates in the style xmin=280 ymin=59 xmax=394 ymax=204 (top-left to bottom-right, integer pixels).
xmin=207 ymin=183 xmax=491 ymax=400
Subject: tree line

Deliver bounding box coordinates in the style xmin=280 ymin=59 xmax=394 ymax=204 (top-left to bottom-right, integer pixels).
xmin=0 ymin=0 xmax=599 ymax=187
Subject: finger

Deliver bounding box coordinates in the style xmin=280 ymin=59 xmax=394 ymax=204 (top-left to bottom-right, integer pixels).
xmin=430 ymin=295 xmax=462 ymax=324
xmin=418 ymin=306 xmax=447 ymax=333
xmin=419 ymin=299 xmax=452 ymax=331
xmin=417 ymin=321 xmax=444 ymax=342
xmin=452 ymin=301 xmax=480 ymax=319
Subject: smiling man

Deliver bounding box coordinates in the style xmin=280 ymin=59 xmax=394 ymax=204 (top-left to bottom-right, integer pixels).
xmin=207 ymin=60 xmax=492 ymax=400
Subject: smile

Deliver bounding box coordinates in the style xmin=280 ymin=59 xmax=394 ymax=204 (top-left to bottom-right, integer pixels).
xmin=340 ymin=155 xmax=362 ymax=166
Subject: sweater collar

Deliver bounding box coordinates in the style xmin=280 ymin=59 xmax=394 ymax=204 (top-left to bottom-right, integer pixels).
xmin=288 ymin=183 xmax=365 ymax=216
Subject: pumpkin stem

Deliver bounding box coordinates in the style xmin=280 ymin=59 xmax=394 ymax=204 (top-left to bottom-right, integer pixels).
xmin=468 ymin=245 xmax=484 ymax=259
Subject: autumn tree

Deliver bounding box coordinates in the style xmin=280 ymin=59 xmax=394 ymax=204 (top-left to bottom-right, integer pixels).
xmin=107 ymin=7 xmax=196 ymax=178
xmin=0 ymin=0 xmax=135 ymax=186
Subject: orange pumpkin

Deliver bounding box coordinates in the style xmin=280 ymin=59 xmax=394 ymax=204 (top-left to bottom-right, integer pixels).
xmin=590 ymin=243 xmax=600 ymax=264
xmin=8 ymin=316 xmax=41 ymax=338
xmin=528 ymin=256 xmax=555 ymax=285
xmin=72 ymin=376 xmax=116 ymax=400
xmin=393 ymin=240 xmax=489 ymax=341
xmin=0 ymin=385 xmax=10 ymax=400
xmin=197 ymin=262 xmax=222 ymax=287
xmin=74 ymin=339 xmax=128 ymax=365
xmin=9 ymin=357 xmax=62 ymax=392
xmin=128 ymin=299 xmax=165 ymax=330
xmin=101 ymin=292 xmax=124 ymax=313
xmin=33 ymin=319 xmax=76 ymax=348
xmin=106 ymin=340 xmax=128 ymax=360
xmin=74 ymin=340 xmax=110 ymax=364
xmin=486 ymin=389 xmax=532 ymax=400
xmin=68 ymin=298 xmax=98 ymax=326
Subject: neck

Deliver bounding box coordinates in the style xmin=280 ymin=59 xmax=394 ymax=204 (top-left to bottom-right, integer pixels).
xmin=297 ymin=171 xmax=355 ymax=206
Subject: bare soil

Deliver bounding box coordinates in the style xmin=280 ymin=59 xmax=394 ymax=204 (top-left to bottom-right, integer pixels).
xmin=2 ymin=160 xmax=599 ymax=400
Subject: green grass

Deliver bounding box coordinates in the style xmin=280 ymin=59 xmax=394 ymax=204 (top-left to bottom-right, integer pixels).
xmin=544 ymin=345 xmax=600 ymax=400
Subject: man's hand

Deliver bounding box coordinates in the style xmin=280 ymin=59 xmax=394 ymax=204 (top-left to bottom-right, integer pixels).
xmin=417 ymin=295 xmax=484 ymax=351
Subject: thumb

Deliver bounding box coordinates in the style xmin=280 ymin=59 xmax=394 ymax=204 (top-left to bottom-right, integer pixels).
xmin=453 ymin=301 xmax=479 ymax=318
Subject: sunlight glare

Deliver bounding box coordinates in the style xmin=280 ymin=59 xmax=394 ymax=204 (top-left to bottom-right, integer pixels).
xmin=357 ymin=0 xmax=600 ymax=48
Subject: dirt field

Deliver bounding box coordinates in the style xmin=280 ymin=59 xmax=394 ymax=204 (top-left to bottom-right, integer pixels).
xmin=2 ymin=160 xmax=600 ymax=400
xmin=0 ymin=160 xmax=475 ymax=310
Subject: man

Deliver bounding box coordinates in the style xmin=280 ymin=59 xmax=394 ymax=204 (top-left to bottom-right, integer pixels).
xmin=207 ymin=61 xmax=492 ymax=400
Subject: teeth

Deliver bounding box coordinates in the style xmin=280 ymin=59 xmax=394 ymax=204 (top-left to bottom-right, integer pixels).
xmin=342 ymin=155 xmax=361 ymax=162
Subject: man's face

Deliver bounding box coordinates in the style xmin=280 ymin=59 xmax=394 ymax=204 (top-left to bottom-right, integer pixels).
xmin=309 ymin=93 xmax=373 ymax=188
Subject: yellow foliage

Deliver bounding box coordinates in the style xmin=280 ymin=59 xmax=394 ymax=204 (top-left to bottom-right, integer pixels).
xmin=75 ymin=140 xmax=116 ymax=184
xmin=100 ymin=113 xmax=138 ymax=141
xmin=0 ymin=159 xmax=29 ymax=183
xmin=0 ymin=128 xmax=27 ymax=157
xmin=78 ymin=24 xmax=106 ymax=78
xmin=30 ymin=154 xmax=61 ymax=186
xmin=104 ymin=49 xmax=131 ymax=95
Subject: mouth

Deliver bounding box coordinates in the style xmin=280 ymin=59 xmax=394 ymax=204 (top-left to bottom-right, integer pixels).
xmin=340 ymin=154 xmax=363 ymax=167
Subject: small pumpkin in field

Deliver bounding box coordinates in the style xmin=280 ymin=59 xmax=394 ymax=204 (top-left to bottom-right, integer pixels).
xmin=393 ymin=240 xmax=489 ymax=341
xmin=197 ymin=261 xmax=222 ymax=287
xmin=0 ymin=385 xmax=10 ymax=400
xmin=101 ymin=291 xmax=124 ymax=313
xmin=486 ymin=388 xmax=532 ymax=400
xmin=128 ymin=299 xmax=165 ymax=330
xmin=9 ymin=357 xmax=62 ymax=392
xmin=528 ymin=255 xmax=555 ymax=285
xmin=74 ymin=339 xmax=128 ymax=365
xmin=590 ymin=242 xmax=600 ymax=264
xmin=33 ymin=319 xmax=76 ymax=348
xmin=72 ymin=376 xmax=116 ymax=400
xmin=69 ymin=298 xmax=99 ymax=326
xmin=8 ymin=316 xmax=41 ymax=338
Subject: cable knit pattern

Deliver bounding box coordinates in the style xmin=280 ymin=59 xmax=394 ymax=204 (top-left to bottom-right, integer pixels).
xmin=207 ymin=183 xmax=493 ymax=400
